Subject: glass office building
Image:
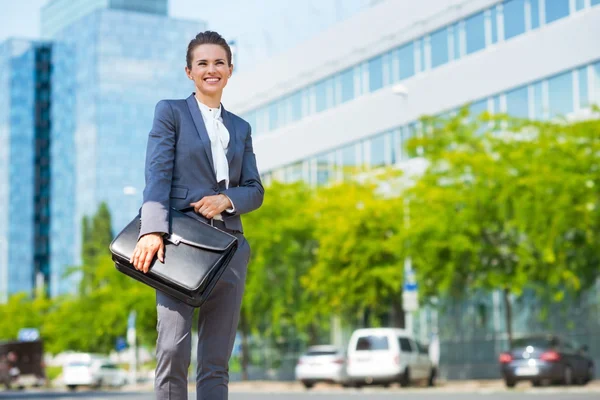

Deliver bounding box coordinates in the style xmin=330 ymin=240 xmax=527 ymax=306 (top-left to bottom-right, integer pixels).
xmin=0 ymin=40 xmax=52 ymax=302
xmin=48 ymin=6 xmax=205 ymax=296
xmin=41 ymin=0 xmax=168 ymax=38
xmin=223 ymin=0 xmax=600 ymax=378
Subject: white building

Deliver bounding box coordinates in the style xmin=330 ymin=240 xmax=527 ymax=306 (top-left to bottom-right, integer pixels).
xmin=224 ymin=0 xmax=600 ymax=182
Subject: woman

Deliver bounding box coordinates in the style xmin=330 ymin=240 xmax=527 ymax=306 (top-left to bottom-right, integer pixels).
xmin=131 ymin=31 xmax=264 ymax=400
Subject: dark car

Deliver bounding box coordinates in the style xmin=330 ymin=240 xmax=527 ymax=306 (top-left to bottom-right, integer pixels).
xmin=499 ymin=334 xmax=594 ymax=387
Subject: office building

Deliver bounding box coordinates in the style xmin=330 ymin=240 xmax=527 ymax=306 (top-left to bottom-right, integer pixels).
xmin=0 ymin=39 xmax=52 ymax=302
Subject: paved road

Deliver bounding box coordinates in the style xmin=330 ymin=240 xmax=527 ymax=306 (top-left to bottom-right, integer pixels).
xmin=1 ymin=389 xmax=599 ymax=400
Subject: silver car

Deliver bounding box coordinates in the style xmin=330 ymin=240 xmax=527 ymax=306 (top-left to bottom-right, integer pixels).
xmin=295 ymin=345 xmax=347 ymax=389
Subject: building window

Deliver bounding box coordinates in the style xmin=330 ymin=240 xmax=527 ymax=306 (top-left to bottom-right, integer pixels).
xmin=529 ymin=0 xmax=540 ymax=29
xmin=397 ymin=42 xmax=415 ymax=79
xmin=532 ymin=81 xmax=544 ymax=119
xmin=503 ymin=0 xmax=526 ymax=40
xmin=489 ymin=7 xmax=498 ymax=44
xmin=465 ymin=12 xmax=486 ymax=55
xmin=575 ymin=0 xmax=585 ymax=11
xmin=368 ymin=55 xmax=384 ymax=92
xmin=548 ymin=71 xmax=574 ymax=116
xmin=593 ymin=0 xmax=600 ymax=6
xmin=430 ymin=27 xmax=449 ymax=68
xmin=315 ymin=78 xmax=328 ymax=113
xmin=469 ymin=99 xmax=489 ymax=118
xmin=339 ymin=67 xmax=354 ymax=104
xmin=506 ymin=86 xmax=529 ymax=118
xmin=592 ymin=62 xmax=600 ymax=106
xmin=370 ymin=133 xmax=387 ymax=167
xmin=452 ymin=22 xmax=463 ymax=59
xmin=544 ymin=0 xmax=570 ymax=23
xmin=578 ymin=67 xmax=589 ymax=109
xmin=269 ymin=102 xmax=279 ymax=131
xmin=290 ymin=90 xmax=302 ymax=122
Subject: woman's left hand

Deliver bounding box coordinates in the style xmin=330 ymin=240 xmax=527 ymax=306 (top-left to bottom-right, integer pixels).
xmin=190 ymin=194 xmax=232 ymax=219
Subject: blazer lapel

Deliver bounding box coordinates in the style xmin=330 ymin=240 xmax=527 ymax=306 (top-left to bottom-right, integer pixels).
xmin=186 ymin=94 xmax=215 ymax=175
xmin=221 ymin=104 xmax=238 ymax=165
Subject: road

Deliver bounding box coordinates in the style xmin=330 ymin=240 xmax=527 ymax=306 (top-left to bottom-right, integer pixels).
xmin=0 ymin=388 xmax=599 ymax=400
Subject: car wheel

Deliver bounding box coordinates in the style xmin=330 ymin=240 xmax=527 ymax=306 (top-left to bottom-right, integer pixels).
xmin=399 ymin=368 xmax=410 ymax=387
xmin=581 ymin=364 xmax=594 ymax=385
xmin=301 ymin=380 xmax=314 ymax=389
xmin=532 ymin=379 xmax=542 ymax=387
xmin=504 ymin=378 xmax=516 ymax=388
xmin=428 ymin=367 xmax=437 ymax=387
xmin=562 ymin=366 xmax=573 ymax=386
xmin=67 ymin=385 xmax=77 ymax=391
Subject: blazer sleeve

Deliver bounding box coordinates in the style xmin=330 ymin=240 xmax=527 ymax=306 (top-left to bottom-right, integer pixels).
xmin=138 ymin=100 xmax=176 ymax=239
xmin=221 ymin=123 xmax=265 ymax=216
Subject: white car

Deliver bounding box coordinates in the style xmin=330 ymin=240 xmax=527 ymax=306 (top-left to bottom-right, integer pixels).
xmin=346 ymin=328 xmax=436 ymax=387
xmin=295 ymin=345 xmax=347 ymax=388
xmin=63 ymin=354 xmax=128 ymax=390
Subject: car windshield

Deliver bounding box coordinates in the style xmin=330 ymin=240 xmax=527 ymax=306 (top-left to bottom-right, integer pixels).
xmin=356 ymin=335 xmax=389 ymax=351
xmin=67 ymin=361 xmax=91 ymax=367
xmin=512 ymin=337 xmax=557 ymax=349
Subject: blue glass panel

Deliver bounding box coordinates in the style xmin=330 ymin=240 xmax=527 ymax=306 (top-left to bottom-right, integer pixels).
xmin=315 ymin=79 xmax=328 ymax=112
xmin=490 ymin=7 xmax=498 ymax=44
xmin=397 ymin=42 xmax=415 ymax=79
xmin=503 ymin=0 xmax=526 ymax=40
xmin=506 ymin=86 xmax=529 ymax=118
xmin=420 ymin=38 xmax=426 ymax=71
xmin=316 ymin=154 xmax=333 ymax=185
xmin=575 ymin=0 xmax=585 ymax=10
xmin=548 ymin=71 xmax=574 ymax=116
xmin=532 ymin=81 xmax=544 ymax=119
xmin=465 ymin=12 xmax=486 ymax=54
xmin=368 ymin=55 xmax=383 ymax=92
xmin=340 ymin=67 xmax=354 ymax=103
xmin=470 ymin=99 xmax=488 ymax=117
xmin=593 ymin=0 xmax=600 ymax=6
xmin=530 ymin=0 xmax=540 ymax=29
xmin=594 ymin=62 xmax=600 ymax=105
xmin=545 ymin=0 xmax=569 ymax=23
xmin=269 ymin=102 xmax=279 ymax=130
xmin=370 ymin=134 xmax=387 ymax=167
xmin=578 ymin=67 xmax=589 ymax=108
xmin=430 ymin=27 xmax=449 ymax=68
xmin=453 ymin=23 xmax=462 ymax=59
xmin=290 ymin=90 xmax=302 ymax=122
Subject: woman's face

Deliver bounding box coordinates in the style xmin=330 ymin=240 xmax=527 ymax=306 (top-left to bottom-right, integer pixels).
xmin=186 ymin=44 xmax=233 ymax=98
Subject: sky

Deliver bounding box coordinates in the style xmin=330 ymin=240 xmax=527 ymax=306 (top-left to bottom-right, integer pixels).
xmin=0 ymin=0 xmax=371 ymax=72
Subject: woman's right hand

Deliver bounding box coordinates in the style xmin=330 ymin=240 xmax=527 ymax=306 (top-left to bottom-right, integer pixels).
xmin=131 ymin=233 xmax=165 ymax=273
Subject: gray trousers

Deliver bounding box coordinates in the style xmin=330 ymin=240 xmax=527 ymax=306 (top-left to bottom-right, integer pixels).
xmin=154 ymin=227 xmax=250 ymax=400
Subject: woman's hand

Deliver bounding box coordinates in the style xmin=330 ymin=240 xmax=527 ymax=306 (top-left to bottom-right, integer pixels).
xmin=131 ymin=233 xmax=165 ymax=273
xmin=190 ymin=194 xmax=232 ymax=219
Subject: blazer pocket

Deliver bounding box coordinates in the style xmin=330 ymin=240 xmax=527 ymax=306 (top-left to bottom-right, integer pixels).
xmin=170 ymin=185 xmax=189 ymax=199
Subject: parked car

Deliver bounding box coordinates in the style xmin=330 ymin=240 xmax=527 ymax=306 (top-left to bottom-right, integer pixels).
xmin=346 ymin=328 xmax=436 ymax=387
xmin=295 ymin=345 xmax=347 ymax=388
xmin=499 ymin=334 xmax=595 ymax=387
xmin=63 ymin=354 xmax=128 ymax=391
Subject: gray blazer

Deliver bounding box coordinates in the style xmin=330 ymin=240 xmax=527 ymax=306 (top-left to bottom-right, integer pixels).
xmin=139 ymin=93 xmax=264 ymax=238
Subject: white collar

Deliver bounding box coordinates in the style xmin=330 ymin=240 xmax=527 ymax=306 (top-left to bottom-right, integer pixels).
xmin=196 ymin=98 xmax=222 ymax=119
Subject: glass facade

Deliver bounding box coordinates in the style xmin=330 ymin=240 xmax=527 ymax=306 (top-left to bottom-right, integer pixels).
xmin=241 ymin=0 xmax=586 ymax=137
xmin=264 ymin=60 xmax=600 ymax=186
xmin=49 ymin=9 xmax=205 ymax=296
xmin=0 ymin=40 xmax=39 ymax=301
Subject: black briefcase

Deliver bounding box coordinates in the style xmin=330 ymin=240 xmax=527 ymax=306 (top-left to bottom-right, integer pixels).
xmin=109 ymin=207 xmax=238 ymax=307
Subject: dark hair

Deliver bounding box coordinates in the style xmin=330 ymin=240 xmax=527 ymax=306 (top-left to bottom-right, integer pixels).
xmin=186 ymin=31 xmax=232 ymax=69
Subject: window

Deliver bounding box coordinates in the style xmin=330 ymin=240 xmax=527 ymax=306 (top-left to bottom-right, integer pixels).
xmin=398 ymin=337 xmax=412 ymax=352
xmin=503 ymin=0 xmax=526 ymax=40
xmin=490 ymin=7 xmax=498 ymax=44
xmin=506 ymin=86 xmax=529 ymax=118
xmin=430 ymin=27 xmax=449 ymax=68
xmin=594 ymin=62 xmax=600 ymax=105
xmin=290 ymin=90 xmax=302 ymax=122
xmin=340 ymin=67 xmax=354 ymax=103
xmin=452 ymin=22 xmax=463 ymax=59
xmin=576 ymin=0 xmax=585 ymax=11
xmin=316 ymin=154 xmax=333 ymax=185
xmin=594 ymin=0 xmax=600 ymax=6
xmin=470 ymin=99 xmax=488 ymax=118
xmin=397 ymin=42 xmax=415 ymax=79
xmin=370 ymin=134 xmax=387 ymax=167
xmin=530 ymin=0 xmax=540 ymax=29
xmin=268 ymin=102 xmax=279 ymax=131
xmin=548 ymin=71 xmax=574 ymax=116
xmin=356 ymin=335 xmax=389 ymax=351
xmin=368 ymin=55 xmax=383 ymax=92
xmin=532 ymin=81 xmax=544 ymax=119
xmin=578 ymin=67 xmax=589 ymax=109
xmin=315 ymin=79 xmax=328 ymax=113
xmin=545 ymin=0 xmax=570 ymax=23
xmin=417 ymin=342 xmax=429 ymax=355
xmin=465 ymin=12 xmax=486 ymax=54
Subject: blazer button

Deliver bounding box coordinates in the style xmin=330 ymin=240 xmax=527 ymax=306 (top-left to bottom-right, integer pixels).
xmin=213 ymin=185 xmax=219 ymax=192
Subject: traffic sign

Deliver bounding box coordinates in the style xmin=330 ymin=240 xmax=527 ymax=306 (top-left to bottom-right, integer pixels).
xmin=402 ymin=291 xmax=419 ymax=312
xmin=18 ymin=328 xmax=40 ymax=342
xmin=116 ymin=337 xmax=128 ymax=352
